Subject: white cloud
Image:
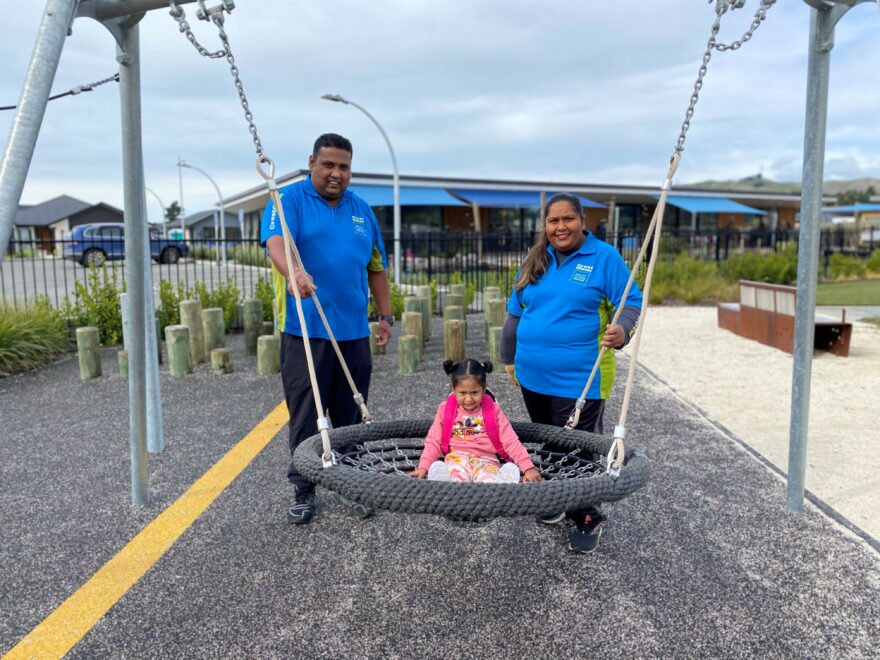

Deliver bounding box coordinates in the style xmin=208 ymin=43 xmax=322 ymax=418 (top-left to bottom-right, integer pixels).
xmin=1 ymin=0 xmax=878 ymax=214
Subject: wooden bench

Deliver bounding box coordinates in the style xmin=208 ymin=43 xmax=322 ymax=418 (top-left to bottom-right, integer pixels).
xmin=717 ymin=280 xmax=852 ymax=357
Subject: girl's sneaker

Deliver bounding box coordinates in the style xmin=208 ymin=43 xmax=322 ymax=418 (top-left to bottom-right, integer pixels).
xmin=427 ymin=461 xmax=451 ymax=481
xmin=495 ymin=463 xmax=521 ymax=483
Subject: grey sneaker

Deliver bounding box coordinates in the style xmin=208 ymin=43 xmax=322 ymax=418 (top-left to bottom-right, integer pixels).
xmin=536 ymin=512 xmax=566 ymax=525
xmin=287 ymin=489 xmax=316 ymax=524
xmin=569 ymin=513 xmax=606 ymax=554
xmin=350 ymin=501 xmax=374 ymax=519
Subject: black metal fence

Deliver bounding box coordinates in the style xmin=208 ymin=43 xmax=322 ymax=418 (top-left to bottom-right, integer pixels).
xmin=2 ymin=227 xmax=877 ymax=308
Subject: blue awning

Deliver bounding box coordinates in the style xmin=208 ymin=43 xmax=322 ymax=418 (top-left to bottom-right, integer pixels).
xmin=662 ymin=195 xmax=767 ymax=215
xmin=347 ymin=185 xmax=466 ymax=207
xmin=821 ymin=204 xmax=880 ymax=213
xmin=449 ymin=189 xmax=605 ymax=209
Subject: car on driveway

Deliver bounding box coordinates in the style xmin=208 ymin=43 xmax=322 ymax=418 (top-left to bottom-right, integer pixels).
xmin=64 ymin=223 xmax=189 ymax=266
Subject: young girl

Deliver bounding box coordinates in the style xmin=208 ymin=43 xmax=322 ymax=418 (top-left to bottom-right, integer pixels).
xmin=411 ymin=359 xmax=541 ymax=483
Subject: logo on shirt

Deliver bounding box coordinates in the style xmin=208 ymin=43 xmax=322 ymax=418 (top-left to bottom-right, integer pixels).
xmin=268 ymin=192 xmax=283 ymax=231
xmin=569 ymin=263 xmax=593 ymax=286
xmin=351 ymin=215 xmax=366 ymax=235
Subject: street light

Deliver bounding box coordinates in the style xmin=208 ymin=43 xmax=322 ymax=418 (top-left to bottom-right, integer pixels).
xmin=145 ymin=186 xmax=166 ymax=236
xmin=321 ymin=93 xmax=401 ymax=286
xmin=179 ymin=159 xmax=227 ymax=267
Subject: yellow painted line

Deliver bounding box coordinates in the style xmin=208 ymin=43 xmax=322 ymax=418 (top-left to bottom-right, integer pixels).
xmin=3 ymin=401 xmax=289 ymax=660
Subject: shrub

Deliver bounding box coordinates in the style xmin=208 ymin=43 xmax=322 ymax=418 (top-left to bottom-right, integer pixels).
xmin=232 ymin=244 xmax=271 ymax=268
xmin=719 ymin=244 xmax=798 ymax=284
xmin=639 ymin=256 xmax=737 ymax=304
xmin=60 ymin=263 xmax=125 ymax=345
xmin=155 ymin=280 xmax=185 ymax=335
xmin=193 ymin=279 xmax=242 ymax=331
xmin=254 ymin=276 xmax=276 ymax=322
xmin=0 ymin=297 xmax=71 ymax=376
xmin=828 ymin=253 xmax=866 ymax=280
xmin=864 ymin=249 xmax=880 ymax=276
xmin=189 ymin=244 xmax=217 ymax=261
xmin=368 ymin=283 xmax=405 ymax=320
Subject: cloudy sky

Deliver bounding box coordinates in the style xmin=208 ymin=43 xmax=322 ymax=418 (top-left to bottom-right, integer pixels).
xmin=2 ymin=0 xmax=879 ymax=219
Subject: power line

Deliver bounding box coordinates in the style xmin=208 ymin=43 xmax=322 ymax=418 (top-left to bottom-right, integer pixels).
xmin=0 ymin=73 xmax=119 ymax=111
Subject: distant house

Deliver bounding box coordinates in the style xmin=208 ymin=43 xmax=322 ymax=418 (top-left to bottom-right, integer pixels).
xmin=11 ymin=195 xmax=123 ymax=255
xmin=173 ymin=209 xmax=242 ymax=242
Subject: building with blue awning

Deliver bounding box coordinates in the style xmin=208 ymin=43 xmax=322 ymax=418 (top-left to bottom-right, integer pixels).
xmin=224 ymin=170 xmax=813 ymax=241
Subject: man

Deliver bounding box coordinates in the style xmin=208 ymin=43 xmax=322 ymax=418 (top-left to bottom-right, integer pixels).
xmin=261 ymin=133 xmax=393 ymax=525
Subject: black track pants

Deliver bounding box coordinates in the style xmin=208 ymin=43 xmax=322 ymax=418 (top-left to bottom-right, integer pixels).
xmin=520 ymin=386 xmax=606 ymax=522
xmin=280 ymin=333 xmax=372 ymax=493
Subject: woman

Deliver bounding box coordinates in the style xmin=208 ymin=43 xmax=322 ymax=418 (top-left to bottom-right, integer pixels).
xmin=500 ymin=193 xmax=642 ymax=554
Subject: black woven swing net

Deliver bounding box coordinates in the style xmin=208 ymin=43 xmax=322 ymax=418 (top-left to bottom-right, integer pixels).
xmin=292 ymin=419 xmax=650 ymax=520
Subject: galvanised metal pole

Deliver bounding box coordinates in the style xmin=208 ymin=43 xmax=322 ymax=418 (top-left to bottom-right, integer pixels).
xmin=787 ymin=5 xmax=834 ymax=512
xmin=0 ymin=0 xmax=79 ymax=261
xmin=181 ymin=161 xmax=226 ymax=268
xmin=321 ymin=94 xmax=401 ymax=285
xmin=117 ymin=22 xmax=149 ymax=505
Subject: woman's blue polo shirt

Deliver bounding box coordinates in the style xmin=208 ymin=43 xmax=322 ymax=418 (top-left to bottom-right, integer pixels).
xmin=260 ymin=176 xmax=387 ymax=341
xmin=506 ymin=232 xmax=642 ymax=400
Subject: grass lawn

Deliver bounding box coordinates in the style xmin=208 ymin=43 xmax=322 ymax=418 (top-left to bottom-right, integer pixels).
xmin=816 ymin=279 xmax=880 ymax=306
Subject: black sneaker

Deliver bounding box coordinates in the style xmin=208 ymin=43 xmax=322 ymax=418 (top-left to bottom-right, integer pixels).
xmin=350 ymin=502 xmax=374 ymax=519
xmin=568 ymin=513 xmax=606 ymax=554
xmin=536 ymin=512 xmax=566 ymax=525
xmin=287 ymin=489 xmax=316 ymax=525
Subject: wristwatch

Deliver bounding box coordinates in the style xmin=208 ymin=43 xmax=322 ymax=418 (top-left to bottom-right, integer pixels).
xmin=378 ymin=314 xmax=394 ymax=326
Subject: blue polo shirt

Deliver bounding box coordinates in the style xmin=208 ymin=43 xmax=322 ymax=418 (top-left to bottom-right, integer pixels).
xmin=506 ymin=232 xmax=642 ymax=400
xmin=260 ymin=176 xmax=387 ymax=340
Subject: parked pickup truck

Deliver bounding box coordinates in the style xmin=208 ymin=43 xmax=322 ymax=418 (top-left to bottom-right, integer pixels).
xmin=64 ymin=223 xmax=189 ymax=266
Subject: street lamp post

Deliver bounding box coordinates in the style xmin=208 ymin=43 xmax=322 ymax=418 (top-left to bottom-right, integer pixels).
xmin=145 ymin=186 xmax=165 ymax=236
xmin=321 ymin=93 xmax=401 ymax=286
xmin=179 ymin=159 xmax=227 ymax=267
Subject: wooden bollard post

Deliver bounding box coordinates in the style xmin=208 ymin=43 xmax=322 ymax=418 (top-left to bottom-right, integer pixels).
xmin=165 ymin=325 xmax=193 ymax=377
xmin=484 ymin=297 xmax=506 ymax=339
xmin=418 ymin=296 xmax=431 ymax=341
xmin=449 ymin=283 xmax=466 ymax=298
xmin=202 ymin=307 xmax=226 ymax=353
xmin=483 ymin=286 xmax=502 ymax=301
xmin=257 ymin=334 xmax=281 ymax=375
xmin=445 ymin=292 xmax=464 ymax=311
xmin=180 ymin=299 xmax=205 ymax=364
xmin=399 ymin=334 xmax=420 ymax=374
xmin=75 ymin=326 xmax=101 ymax=380
xmin=369 ymin=321 xmax=385 ymax=356
xmin=243 ymin=298 xmax=263 ymax=356
xmin=118 ymin=349 xmax=129 ymax=379
xmin=415 ymin=284 xmax=433 ymax=318
xmin=211 ymin=348 xmax=233 ymax=375
xmin=444 ymin=319 xmax=465 ymax=362
xmin=488 ymin=326 xmax=502 ymax=366
xmin=404 ymin=297 xmax=425 ymax=344
xmin=402 ymin=311 xmax=424 ymax=357
xmin=261 ymin=321 xmax=275 ymax=336
xmin=443 ymin=304 xmax=464 ymax=324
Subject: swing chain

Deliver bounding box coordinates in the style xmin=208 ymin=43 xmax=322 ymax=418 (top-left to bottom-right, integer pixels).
xmin=713 ymin=0 xmax=777 ymax=52
xmin=167 ymin=0 xmax=226 ymax=59
xmin=167 ymin=1 xmax=264 ymax=157
xmin=673 ymin=0 xmax=776 ymax=158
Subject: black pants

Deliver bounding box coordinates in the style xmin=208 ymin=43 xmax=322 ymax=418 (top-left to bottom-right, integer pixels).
xmin=520 ymin=386 xmax=606 ymax=522
xmin=281 ymin=333 xmax=372 ymax=493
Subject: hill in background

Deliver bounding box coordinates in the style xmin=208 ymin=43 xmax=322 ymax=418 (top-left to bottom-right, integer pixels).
xmin=685 ymin=174 xmax=880 ymax=198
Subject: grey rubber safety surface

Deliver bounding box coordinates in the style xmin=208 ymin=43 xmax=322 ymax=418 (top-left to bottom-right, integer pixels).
xmin=1 ymin=320 xmax=878 ymax=658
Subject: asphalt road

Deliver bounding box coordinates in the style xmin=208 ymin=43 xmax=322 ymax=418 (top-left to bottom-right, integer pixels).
xmin=1 ymin=318 xmax=878 ymax=658
xmin=0 ymin=256 xmax=270 ymax=307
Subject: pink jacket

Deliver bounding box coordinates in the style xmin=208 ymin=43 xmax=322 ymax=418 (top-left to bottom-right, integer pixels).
xmin=418 ymin=398 xmax=535 ymax=473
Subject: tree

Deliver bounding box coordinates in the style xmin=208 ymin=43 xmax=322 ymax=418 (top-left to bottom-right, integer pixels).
xmin=836 ymin=188 xmax=874 ymax=206
xmin=165 ymin=201 xmax=182 ymax=224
